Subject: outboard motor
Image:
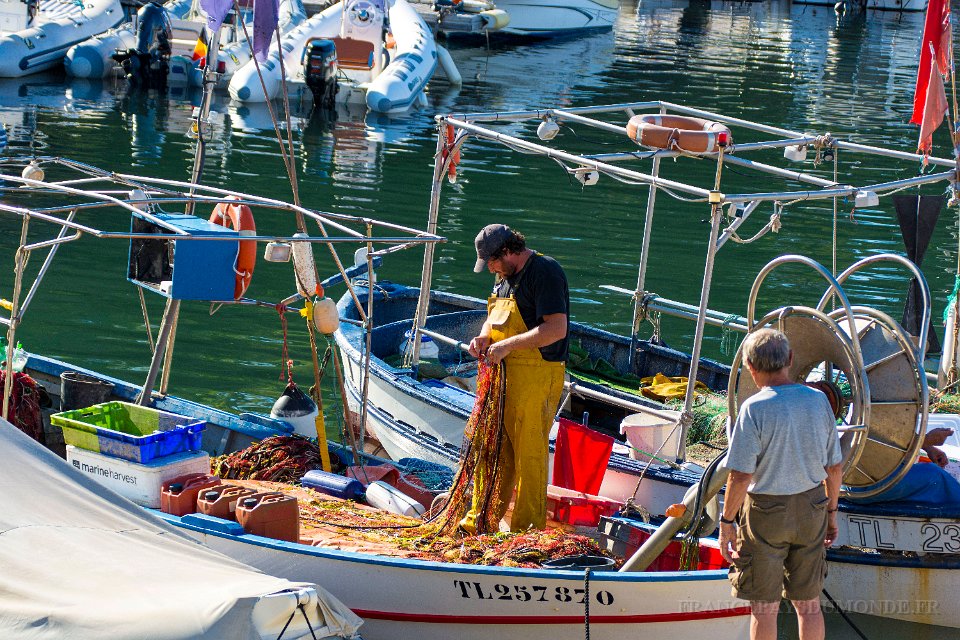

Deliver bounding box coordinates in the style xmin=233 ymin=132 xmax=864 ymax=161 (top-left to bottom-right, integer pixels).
xmin=112 ymin=2 xmax=172 ymax=87
xmin=303 ymin=38 xmax=339 ymax=109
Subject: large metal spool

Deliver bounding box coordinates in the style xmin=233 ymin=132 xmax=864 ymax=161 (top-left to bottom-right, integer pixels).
xmin=728 ymin=255 xmax=928 ymax=498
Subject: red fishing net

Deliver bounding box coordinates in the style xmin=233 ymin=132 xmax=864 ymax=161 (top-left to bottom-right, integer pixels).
xmin=430 ymin=361 xmax=506 ymax=535
xmin=211 ymin=434 xmax=342 ymax=482
xmin=0 ymin=371 xmax=43 ymax=443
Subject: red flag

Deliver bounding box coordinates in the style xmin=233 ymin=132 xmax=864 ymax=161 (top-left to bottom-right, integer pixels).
xmin=911 ymin=0 xmax=950 ymax=126
xmin=918 ymin=60 xmax=948 ymax=154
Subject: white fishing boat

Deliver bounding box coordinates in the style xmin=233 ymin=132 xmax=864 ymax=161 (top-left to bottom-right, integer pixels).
xmin=331 ymin=100 xmax=960 ymax=628
xmin=228 ymin=0 xmax=441 ymax=113
xmin=63 ymin=0 xmax=194 ymax=79
xmin=0 ymin=0 xmax=124 ymax=77
xmin=0 ymin=153 xmax=750 ymax=640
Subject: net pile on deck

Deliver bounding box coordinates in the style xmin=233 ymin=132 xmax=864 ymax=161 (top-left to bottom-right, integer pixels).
xmin=429 ymin=361 xmax=507 ymax=536
xmin=291 ymin=484 xmax=612 ymax=566
xmin=211 ymin=434 xmax=341 ymax=482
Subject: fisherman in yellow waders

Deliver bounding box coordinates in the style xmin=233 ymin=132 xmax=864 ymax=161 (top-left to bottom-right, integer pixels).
xmin=460 ymin=224 xmax=569 ymax=533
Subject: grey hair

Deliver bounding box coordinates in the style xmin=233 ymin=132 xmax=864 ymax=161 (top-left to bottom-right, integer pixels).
xmin=743 ymin=328 xmax=791 ymax=372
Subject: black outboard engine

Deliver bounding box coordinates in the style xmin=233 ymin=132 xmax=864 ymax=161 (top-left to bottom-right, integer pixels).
xmin=303 ymin=39 xmax=338 ymax=109
xmin=112 ymin=2 xmax=172 ymax=87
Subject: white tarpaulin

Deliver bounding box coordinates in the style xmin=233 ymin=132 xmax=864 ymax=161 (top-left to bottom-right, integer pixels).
xmin=0 ymin=420 xmax=363 ymax=640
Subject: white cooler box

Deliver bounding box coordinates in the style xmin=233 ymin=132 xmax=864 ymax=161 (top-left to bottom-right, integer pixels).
xmin=66 ymin=445 xmax=210 ymax=508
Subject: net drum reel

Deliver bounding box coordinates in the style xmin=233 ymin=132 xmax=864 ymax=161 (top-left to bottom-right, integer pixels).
xmin=817 ymin=254 xmax=929 ymax=498
xmin=728 ymin=254 xmax=928 ymax=499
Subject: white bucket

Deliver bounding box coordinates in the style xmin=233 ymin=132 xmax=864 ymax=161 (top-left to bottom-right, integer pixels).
xmin=620 ymin=410 xmax=682 ymax=465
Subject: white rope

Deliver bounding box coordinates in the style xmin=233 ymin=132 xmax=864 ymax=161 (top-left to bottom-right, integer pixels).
xmin=726 ymin=203 xmax=783 ymax=244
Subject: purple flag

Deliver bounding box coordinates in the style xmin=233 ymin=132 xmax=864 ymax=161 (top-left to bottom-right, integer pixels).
xmin=252 ymin=0 xmax=279 ymax=61
xmin=201 ymin=0 xmax=232 ymax=32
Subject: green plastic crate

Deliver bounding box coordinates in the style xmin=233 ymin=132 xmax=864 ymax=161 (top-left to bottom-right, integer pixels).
xmin=51 ymin=401 xmax=205 ymax=463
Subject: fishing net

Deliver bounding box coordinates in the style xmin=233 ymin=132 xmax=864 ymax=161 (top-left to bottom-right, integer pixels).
xmin=932 ymin=392 xmax=960 ymax=414
xmin=412 ymin=529 xmax=612 ymax=567
xmin=0 ymin=371 xmax=43 ymax=443
xmin=395 ymin=457 xmax=455 ymax=491
xmin=666 ymin=391 xmax=729 ymax=446
xmin=295 ymin=485 xmax=613 ymax=566
xmin=428 ymin=361 xmax=507 ymax=536
xmin=211 ymin=434 xmax=343 ymax=482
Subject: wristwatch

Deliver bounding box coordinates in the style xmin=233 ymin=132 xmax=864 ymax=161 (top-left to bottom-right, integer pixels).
xmin=719 ymin=515 xmax=736 ymax=525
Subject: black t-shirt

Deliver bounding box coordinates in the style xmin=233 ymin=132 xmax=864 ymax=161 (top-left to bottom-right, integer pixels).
xmin=492 ymin=253 xmax=569 ymax=362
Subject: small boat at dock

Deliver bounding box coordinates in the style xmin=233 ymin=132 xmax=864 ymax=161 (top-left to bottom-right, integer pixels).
xmin=228 ymin=0 xmax=441 ymax=113
xmin=0 ymin=0 xmax=124 ymax=77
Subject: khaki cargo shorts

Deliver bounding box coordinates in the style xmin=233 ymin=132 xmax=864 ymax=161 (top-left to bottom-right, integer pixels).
xmin=727 ymin=485 xmax=829 ymax=602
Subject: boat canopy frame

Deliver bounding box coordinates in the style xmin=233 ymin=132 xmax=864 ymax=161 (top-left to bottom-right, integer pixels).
xmin=411 ymin=100 xmax=959 ymax=462
xmin=0 ymin=156 xmax=445 ymax=432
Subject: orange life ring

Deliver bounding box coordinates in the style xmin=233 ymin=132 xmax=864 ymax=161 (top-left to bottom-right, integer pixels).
xmin=210 ymin=197 xmax=256 ymax=299
xmin=626 ymin=114 xmax=732 ymax=153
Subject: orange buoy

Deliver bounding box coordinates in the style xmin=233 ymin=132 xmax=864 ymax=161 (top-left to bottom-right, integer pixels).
xmin=443 ymin=124 xmax=459 ymax=183
xmin=626 ymin=114 xmax=732 ymax=153
xmin=210 ymin=197 xmax=256 ymax=299
xmin=665 ymin=503 xmax=687 ymax=518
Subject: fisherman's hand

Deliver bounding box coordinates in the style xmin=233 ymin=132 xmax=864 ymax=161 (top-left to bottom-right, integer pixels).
xmin=469 ymin=335 xmax=491 ymax=358
xmin=824 ymin=512 xmax=839 ymax=548
xmin=486 ymin=341 xmax=510 ymax=365
xmin=926 ymin=445 xmax=950 ymax=468
xmin=719 ymin=522 xmax=739 ymax=563
xmin=924 ymin=427 xmax=954 ymax=448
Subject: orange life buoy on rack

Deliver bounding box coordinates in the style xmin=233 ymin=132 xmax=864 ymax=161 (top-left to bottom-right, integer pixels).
xmin=626 ymin=114 xmax=732 ymax=153
xmin=210 ymin=197 xmax=256 ymax=299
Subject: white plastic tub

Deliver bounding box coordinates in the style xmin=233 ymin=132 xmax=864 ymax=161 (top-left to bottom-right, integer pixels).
xmin=620 ymin=410 xmax=682 ymax=466
xmin=66 ymin=445 xmax=210 ymax=508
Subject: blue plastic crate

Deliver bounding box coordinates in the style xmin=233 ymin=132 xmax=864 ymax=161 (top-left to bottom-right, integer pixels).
xmin=51 ymin=401 xmax=206 ymax=464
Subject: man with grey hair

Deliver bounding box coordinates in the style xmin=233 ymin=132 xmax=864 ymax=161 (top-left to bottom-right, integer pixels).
xmin=719 ymin=327 xmax=843 ymax=640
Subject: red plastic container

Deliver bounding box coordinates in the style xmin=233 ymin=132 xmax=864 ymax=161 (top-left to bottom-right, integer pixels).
xmin=161 ymin=473 xmax=221 ymax=516
xmin=547 ymin=485 xmax=622 ymax=527
xmin=196 ymin=485 xmax=258 ymax=520
xmin=236 ymin=493 xmax=300 ymax=542
xmin=635 ymin=527 xmax=727 ymax=572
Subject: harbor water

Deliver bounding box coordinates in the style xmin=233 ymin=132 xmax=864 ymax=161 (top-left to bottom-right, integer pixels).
xmin=0 ymin=1 xmax=956 ymax=637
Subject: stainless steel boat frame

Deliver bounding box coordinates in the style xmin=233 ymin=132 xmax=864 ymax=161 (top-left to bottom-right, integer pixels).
xmin=409 ymin=100 xmax=959 ymax=460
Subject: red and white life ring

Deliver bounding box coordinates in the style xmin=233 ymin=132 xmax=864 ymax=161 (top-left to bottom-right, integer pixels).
xmin=210 ymin=197 xmax=256 ymax=299
xmin=626 ymin=114 xmax=732 ymax=153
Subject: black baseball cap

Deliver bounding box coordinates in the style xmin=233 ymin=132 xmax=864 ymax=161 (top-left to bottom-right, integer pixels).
xmin=473 ymin=224 xmax=512 ymax=273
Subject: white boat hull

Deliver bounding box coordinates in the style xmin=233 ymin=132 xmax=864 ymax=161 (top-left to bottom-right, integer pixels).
xmin=171 ymin=521 xmax=751 ymax=640
xmin=0 ymin=0 xmax=124 ymax=77
xmin=494 ymin=0 xmax=617 ymax=35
